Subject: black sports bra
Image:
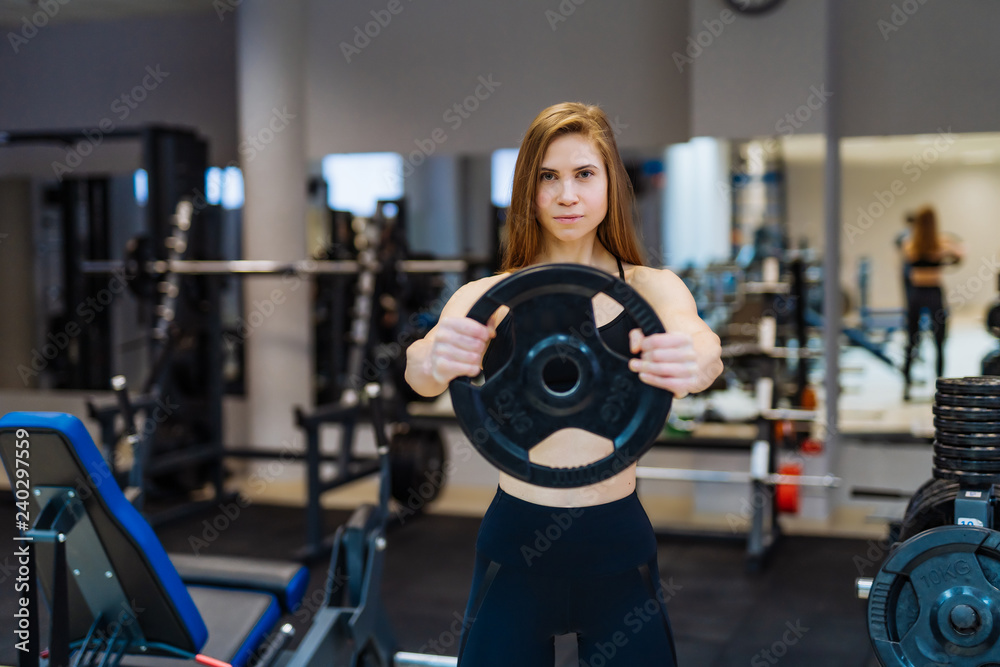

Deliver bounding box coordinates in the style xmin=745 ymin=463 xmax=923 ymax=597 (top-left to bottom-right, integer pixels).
xmin=910 ymin=256 xmax=959 ymax=268
xmin=480 ymin=258 xmax=638 ymax=389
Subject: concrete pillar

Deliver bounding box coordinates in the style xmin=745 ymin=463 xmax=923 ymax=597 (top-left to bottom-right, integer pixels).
xmin=404 ymin=155 xmax=462 ymax=257
xmin=237 ymin=0 xmax=310 ymax=456
xmin=459 ymin=154 xmax=494 ymax=263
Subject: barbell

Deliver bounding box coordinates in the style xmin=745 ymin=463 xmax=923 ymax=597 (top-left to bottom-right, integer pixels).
xmin=80 ymin=258 xmax=469 ymax=276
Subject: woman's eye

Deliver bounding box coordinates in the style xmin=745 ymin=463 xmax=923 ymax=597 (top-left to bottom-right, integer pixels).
xmin=578 ymin=170 xmax=593 ymax=178
xmin=540 ymin=172 xmax=555 ymax=181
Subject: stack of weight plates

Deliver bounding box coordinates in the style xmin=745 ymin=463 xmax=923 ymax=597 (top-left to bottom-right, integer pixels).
xmin=932 ymin=376 xmax=1000 ymax=485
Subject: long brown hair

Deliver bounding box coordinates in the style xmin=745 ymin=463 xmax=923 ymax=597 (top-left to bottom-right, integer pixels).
xmin=500 ymin=102 xmax=644 ymax=271
xmin=909 ymin=205 xmax=942 ymax=259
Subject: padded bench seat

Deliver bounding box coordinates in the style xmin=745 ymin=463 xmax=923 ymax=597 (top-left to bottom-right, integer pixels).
xmin=170 ymin=554 xmax=309 ymax=615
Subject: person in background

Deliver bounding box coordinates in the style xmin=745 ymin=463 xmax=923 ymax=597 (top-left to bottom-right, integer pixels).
xmin=895 ymin=211 xmax=916 ymax=306
xmin=901 ymin=205 xmax=964 ymax=401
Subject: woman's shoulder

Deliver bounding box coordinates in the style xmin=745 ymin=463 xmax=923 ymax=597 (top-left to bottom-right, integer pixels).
xmin=626 ymin=264 xmax=681 ymax=287
xmin=622 ymin=264 xmax=690 ymax=305
xmin=442 ymin=272 xmax=510 ymax=311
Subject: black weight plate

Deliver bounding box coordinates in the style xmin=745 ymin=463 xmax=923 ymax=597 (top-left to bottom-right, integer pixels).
xmin=868 ymin=525 xmax=1000 ymax=667
xmin=934 ymin=443 xmax=1000 ymax=461
xmin=936 ymin=376 xmax=1000 ymax=397
xmin=389 ymin=428 xmax=446 ymax=510
xmin=937 ymin=392 xmax=1000 ymax=409
xmin=898 ymin=479 xmax=959 ymax=543
xmin=987 ymin=301 xmax=1000 ymax=337
xmin=902 ymin=477 xmax=941 ymax=519
xmin=934 ymin=455 xmax=1000 ymax=473
xmin=449 ymin=264 xmax=672 ymax=488
xmin=933 ymin=468 xmax=1000 ymax=486
xmin=934 ymin=417 xmax=1000 ymax=435
xmin=937 ymin=431 xmax=1000 ymax=447
xmin=934 ymin=404 xmax=1000 ymax=421
xmin=984 ymin=350 xmax=1000 ymax=377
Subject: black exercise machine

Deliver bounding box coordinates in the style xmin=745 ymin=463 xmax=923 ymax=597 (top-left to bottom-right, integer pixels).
xmin=1 ymin=384 xmax=458 ymax=667
xmin=0 ymin=411 xmax=306 ymax=667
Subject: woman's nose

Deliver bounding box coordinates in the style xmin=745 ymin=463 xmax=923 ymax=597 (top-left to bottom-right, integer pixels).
xmin=556 ymin=181 xmax=578 ymax=204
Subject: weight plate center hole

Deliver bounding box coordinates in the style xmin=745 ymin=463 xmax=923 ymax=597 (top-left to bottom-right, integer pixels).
xmin=950 ymin=604 xmax=981 ymax=635
xmin=542 ymin=357 xmax=582 ymax=397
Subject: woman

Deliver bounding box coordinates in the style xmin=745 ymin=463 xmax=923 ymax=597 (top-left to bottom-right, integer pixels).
xmin=901 ymin=205 xmax=964 ymax=401
xmin=405 ymin=102 xmax=723 ymax=666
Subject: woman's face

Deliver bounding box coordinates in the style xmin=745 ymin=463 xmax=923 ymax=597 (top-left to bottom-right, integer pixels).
xmin=534 ymin=133 xmax=608 ymax=244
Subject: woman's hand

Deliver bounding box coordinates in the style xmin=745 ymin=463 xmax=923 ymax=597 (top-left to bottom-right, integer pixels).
xmin=426 ymin=317 xmax=495 ymax=384
xmin=627 ymin=329 xmax=703 ymax=399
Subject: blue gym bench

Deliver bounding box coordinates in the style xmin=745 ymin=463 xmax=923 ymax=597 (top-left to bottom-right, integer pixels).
xmin=2 ymin=404 xmax=457 ymax=667
xmin=0 ymin=412 xmax=307 ymax=667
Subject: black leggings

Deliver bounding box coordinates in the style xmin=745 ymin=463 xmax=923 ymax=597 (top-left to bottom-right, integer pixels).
xmin=903 ymin=285 xmax=948 ymax=384
xmin=457 ymin=489 xmax=677 ymax=666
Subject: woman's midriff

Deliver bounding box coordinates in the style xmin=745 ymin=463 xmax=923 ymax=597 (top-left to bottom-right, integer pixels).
xmin=498 ymin=427 xmax=638 ymax=508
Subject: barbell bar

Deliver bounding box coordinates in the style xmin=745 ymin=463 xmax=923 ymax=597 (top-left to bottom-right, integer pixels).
xmin=394 ymin=652 xmax=458 ymax=666
xmin=80 ymin=258 xmax=468 ymax=276
xmin=856 ymin=577 xmax=873 ymax=600
xmin=635 ymin=466 xmax=841 ymax=488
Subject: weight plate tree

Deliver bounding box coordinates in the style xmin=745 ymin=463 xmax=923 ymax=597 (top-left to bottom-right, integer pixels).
xmin=933 ymin=377 xmax=1000 ymax=488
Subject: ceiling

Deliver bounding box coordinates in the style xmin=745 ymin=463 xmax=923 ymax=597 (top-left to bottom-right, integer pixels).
xmin=782 ymin=132 xmax=1000 ymax=166
xmin=0 ymin=0 xmax=211 ymax=26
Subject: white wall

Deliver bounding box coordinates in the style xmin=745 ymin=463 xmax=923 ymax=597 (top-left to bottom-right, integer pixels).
xmin=4 ymin=1 xmax=1000 ymax=175
xmin=305 ymin=0 xmax=691 ymax=157
xmin=837 ymin=0 xmax=1000 ymax=137
xmin=690 ymin=0 xmax=1000 ymax=140
xmin=690 ymin=0 xmax=827 ymax=139
xmin=0 ymin=12 xmax=237 ymax=177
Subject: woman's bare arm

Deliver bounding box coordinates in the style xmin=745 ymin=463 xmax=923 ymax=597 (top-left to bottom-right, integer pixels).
xmin=628 ymin=266 xmax=724 ymax=397
xmin=404 ymin=275 xmax=504 ymax=397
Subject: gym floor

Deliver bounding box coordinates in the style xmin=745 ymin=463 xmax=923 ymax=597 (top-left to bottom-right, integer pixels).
xmin=0 ymin=498 xmax=877 ymax=667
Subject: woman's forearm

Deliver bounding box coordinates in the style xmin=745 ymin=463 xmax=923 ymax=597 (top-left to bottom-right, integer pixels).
xmin=404 ymin=338 xmax=449 ymax=398
xmin=690 ymin=329 xmax=724 ymax=394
